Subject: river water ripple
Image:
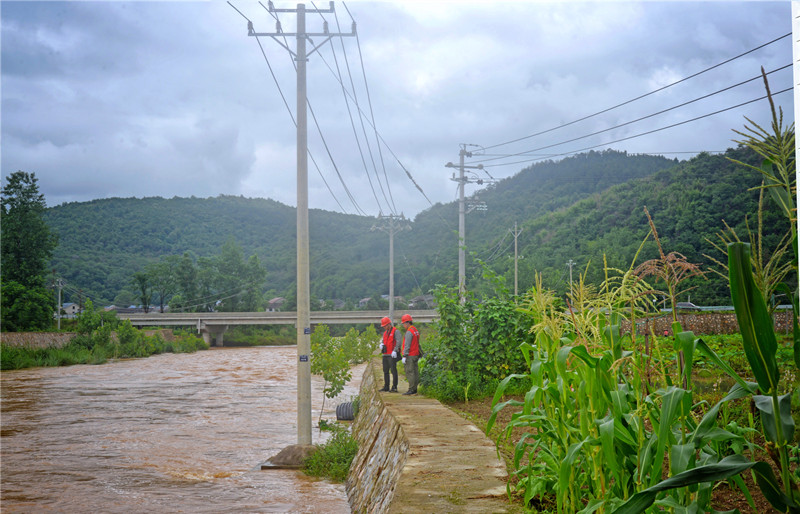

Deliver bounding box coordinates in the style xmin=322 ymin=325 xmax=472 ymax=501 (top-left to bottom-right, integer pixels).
xmin=1 ymin=346 xmax=363 ymax=513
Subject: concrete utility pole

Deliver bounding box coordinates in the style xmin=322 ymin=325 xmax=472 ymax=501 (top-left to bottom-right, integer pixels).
xmin=372 ymin=214 xmax=411 ymax=322
xmin=509 ymin=223 xmax=523 ymax=297
xmin=55 ymin=277 xmax=64 ymax=330
xmin=445 ymin=144 xmax=486 ymax=302
xmin=249 ymin=1 xmax=355 ymax=446
xmin=567 ymin=259 xmax=576 ymax=298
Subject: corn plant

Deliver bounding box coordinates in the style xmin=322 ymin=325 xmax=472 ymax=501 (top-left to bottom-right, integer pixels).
xmin=489 ymin=256 xmax=782 ymax=512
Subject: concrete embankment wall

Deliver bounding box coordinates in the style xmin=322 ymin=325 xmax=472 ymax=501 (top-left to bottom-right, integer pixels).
xmin=346 ymin=362 xmax=409 ymax=512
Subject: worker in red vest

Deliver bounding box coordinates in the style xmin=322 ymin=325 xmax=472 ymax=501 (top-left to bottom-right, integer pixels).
xmin=400 ymin=313 xmax=422 ymax=395
xmin=379 ymin=316 xmax=400 ymax=392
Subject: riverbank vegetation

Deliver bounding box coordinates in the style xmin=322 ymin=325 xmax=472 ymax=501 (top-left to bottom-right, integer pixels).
xmin=1 ymin=301 xmax=208 ymax=370
xmin=303 ymin=423 xmax=360 ymax=482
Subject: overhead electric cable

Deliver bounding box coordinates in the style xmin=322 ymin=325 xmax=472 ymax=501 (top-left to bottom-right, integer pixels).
xmin=240 ymin=2 xmax=443 ymax=226
xmin=282 ymin=8 xmax=446 ymax=225
xmin=229 ymin=2 xmax=350 ymax=213
xmin=321 ymin=14 xmax=385 ymax=214
xmin=237 ymin=1 xmax=367 ymax=214
xmin=472 ymin=64 xmax=791 ymax=165
xmin=483 ymin=86 xmax=793 ymax=169
xmin=264 ymin=1 xmax=369 ymax=215
xmin=332 ymin=6 xmax=395 ymax=215
xmin=482 ymin=32 xmax=791 ymax=151
xmin=343 ymin=1 xmax=398 ymax=215
xmin=400 ymin=252 xmax=422 ymax=291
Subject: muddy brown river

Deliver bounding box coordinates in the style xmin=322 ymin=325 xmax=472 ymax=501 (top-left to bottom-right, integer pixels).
xmin=1 ymin=346 xmax=364 ymax=513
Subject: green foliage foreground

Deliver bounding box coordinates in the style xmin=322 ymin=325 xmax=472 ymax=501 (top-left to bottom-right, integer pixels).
xmin=479 ymin=242 xmax=798 ymax=513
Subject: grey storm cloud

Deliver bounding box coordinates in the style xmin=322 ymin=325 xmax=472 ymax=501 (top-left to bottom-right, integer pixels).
xmin=1 ymin=1 xmax=794 ymax=217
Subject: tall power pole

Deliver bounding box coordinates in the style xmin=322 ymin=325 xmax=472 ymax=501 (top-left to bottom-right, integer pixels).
xmin=249 ymin=2 xmax=354 ymax=446
xmin=55 ymin=277 xmax=64 ymax=330
xmin=372 ymin=214 xmax=411 ymax=322
xmin=445 ymin=144 xmax=485 ymax=302
xmin=567 ymin=259 xmax=576 ymax=298
xmin=509 ymin=223 xmax=523 ymax=297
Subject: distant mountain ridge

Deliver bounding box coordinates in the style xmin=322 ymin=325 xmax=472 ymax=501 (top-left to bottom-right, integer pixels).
xmin=44 ymin=147 xmax=787 ymax=307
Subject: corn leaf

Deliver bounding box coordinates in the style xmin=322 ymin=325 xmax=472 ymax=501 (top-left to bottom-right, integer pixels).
xmin=753 ymin=393 xmax=795 ymax=445
xmin=650 ymin=387 xmax=684 ymax=487
xmin=727 ymin=242 xmax=779 ymax=393
xmin=613 ymin=455 xmax=758 ymax=514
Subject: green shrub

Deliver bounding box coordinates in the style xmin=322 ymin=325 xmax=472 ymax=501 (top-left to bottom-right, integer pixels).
xmin=303 ymin=424 xmax=358 ymax=482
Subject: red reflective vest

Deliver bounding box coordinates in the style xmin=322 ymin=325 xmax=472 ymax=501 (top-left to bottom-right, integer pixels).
xmin=382 ymin=327 xmax=398 ymax=354
xmin=403 ymin=325 xmax=421 ymax=357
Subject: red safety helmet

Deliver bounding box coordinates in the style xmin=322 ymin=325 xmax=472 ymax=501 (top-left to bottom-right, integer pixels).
xmin=380 ymin=316 xmax=391 ymax=327
xmin=401 ymin=314 xmax=413 ymax=323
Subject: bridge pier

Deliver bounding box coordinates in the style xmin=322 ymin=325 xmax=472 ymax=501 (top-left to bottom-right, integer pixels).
xmin=200 ymin=325 xmax=228 ymax=347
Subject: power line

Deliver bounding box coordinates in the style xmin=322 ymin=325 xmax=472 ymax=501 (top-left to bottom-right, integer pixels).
xmin=331 ymin=6 xmax=395 ymax=214
xmin=482 ymin=32 xmax=791 ymax=151
xmin=342 ymin=1 xmax=397 ymax=215
xmin=482 ymin=86 xmax=793 ymax=170
xmin=277 ymin=4 xmax=445 ymax=223
xmin=233 ymin=2 xmax=361 ymax=214
xmin=321 ymin=12 xmax=385 ymax=214
xmin=472 ymin=63 xmax=791 ymax=165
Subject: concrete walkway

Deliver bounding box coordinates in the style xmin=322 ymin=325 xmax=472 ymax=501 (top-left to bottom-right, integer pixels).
xmin=368 ymin=361 xmax=514 ymax=513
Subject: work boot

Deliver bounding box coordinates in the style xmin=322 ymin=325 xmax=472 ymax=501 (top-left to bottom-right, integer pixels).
xmin=402 ymin=390 xmax=416 ymax=395
xmin=389 ymin=388 xmax=397 ymax=393
xmin=379 ymin=387 xmax=389 ymax=392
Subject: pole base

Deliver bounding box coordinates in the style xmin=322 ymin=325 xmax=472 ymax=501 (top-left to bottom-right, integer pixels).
xmin=260 ymin=444 xmax=316 ymax=470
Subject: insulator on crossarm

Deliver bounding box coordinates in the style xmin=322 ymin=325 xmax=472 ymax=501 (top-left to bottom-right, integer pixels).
xmin=323 ymin=21 xmax=329 ymax=33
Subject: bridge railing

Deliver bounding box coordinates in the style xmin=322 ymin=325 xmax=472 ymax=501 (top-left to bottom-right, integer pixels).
xmin=118 ymin=310 xmax=438 ymax=327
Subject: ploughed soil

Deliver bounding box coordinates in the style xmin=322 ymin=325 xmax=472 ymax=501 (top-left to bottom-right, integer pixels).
xmin=445 ymin=395 xmax=782 ymax=513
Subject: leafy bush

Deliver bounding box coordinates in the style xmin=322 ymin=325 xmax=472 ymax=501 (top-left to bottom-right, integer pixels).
xmin=421 ymin=269 xmax=535 ymax=403
xmin=303 ymin=423 xmax=358 ymax=482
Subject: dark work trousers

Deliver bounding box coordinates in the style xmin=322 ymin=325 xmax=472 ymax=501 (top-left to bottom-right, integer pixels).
xmin=382 ymin=355 xmax=398 ymax=390
xmin=405 ymin=355 xmax=420 ymax=393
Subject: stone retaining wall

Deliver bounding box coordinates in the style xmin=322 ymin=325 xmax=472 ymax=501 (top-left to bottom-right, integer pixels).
xmin=0 ymin=332 xmax=77 ymax=348
xmin=1 ymin=329 xmax=175 ymax=348
xmin=622 ymin=311 xmax=792 ymax=336
xmin=346 ymin=363 xmax=409 ymax=512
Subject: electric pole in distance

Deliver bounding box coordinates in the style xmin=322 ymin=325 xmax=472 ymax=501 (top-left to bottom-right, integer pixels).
xmin=248 ymin=1 xmax=355 ymax=447
xmin=445 ymin=144 xmax=486 ymax=303
xmin=510 ymin=222 xmax=523 ymax=297
xmin=567 ymin=259 xmax=576 ymax=299
xmin=371 ymin=213 xmax=411 ymax=322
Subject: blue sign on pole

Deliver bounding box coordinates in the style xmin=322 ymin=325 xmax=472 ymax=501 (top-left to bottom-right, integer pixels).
xmin=299 ymin=355 xmax=309 ymax=362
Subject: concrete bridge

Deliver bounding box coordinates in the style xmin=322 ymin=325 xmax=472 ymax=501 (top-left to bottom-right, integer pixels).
xmin=118 ymin=310 xmax=438 ymax=346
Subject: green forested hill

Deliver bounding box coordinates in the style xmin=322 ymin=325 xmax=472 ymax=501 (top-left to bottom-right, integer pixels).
xmin=460 ymin=146 xmax=789 ymax=304
xmin=398 ymin=150 xmax=681 ymax=293
xmin=43 ymin=147 xmax=790 ymax=307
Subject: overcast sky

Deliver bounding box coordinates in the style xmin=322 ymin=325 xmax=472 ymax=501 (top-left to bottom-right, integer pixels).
xmin=1 ymin=1 xmax=793 ymax=219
